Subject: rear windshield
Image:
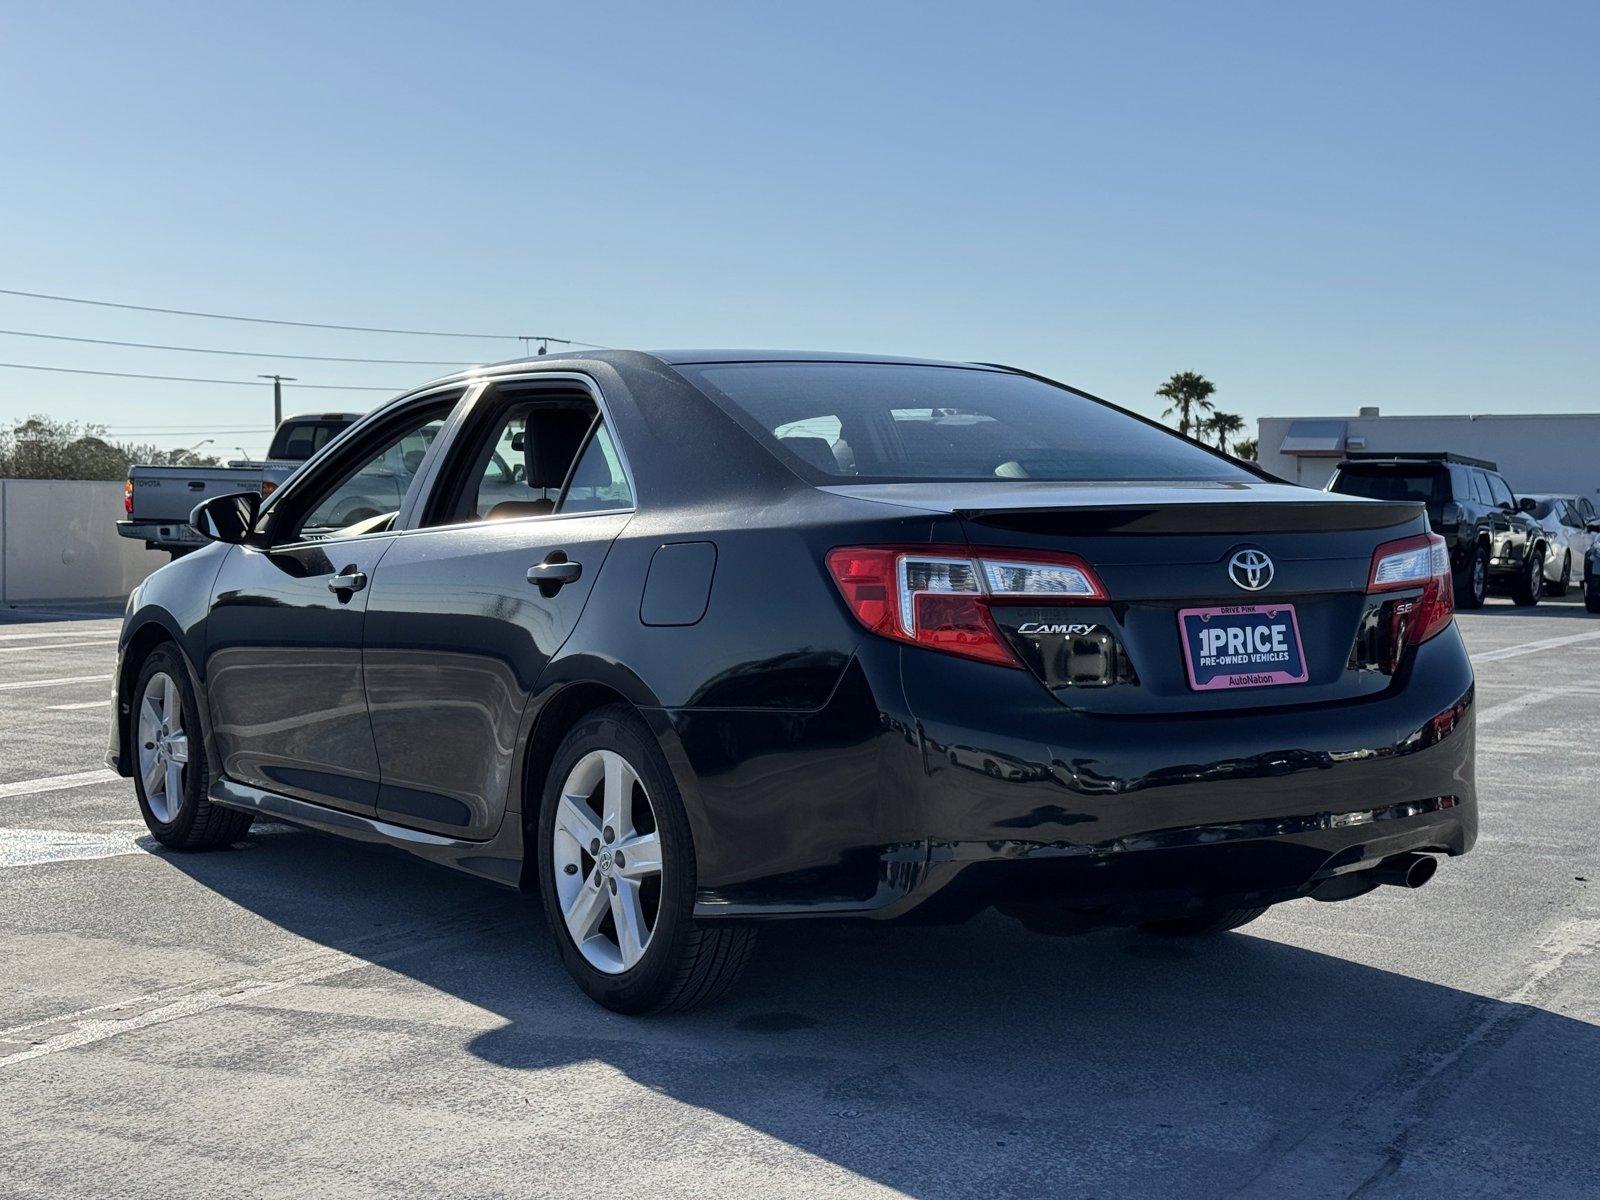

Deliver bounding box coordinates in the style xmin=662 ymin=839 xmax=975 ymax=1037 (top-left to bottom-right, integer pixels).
xmin=1329 ymin=465 xmax=1447 ymax=510
xmin=268 ymin=418 xmax=354 ymax=461
xmin=677 ymin=362 xmax=1253 ymax=483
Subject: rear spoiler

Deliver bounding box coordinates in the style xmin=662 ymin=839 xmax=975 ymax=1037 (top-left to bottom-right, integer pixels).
xmin=963 ymin=499 xmax=1425 ymax=536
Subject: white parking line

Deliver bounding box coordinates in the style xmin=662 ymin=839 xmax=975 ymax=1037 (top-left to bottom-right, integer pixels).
xmin=45 ymin=700 xmax=111 ymax=711
xmin=0 ymin=827 xmax=145 ymax=869
xmin=0 ymin=769 xmax=121 ymax=799
xmin=1475 ymin=690 xmax=1561 ymax=726
xmin=0 ymin=628 xmax=119 ymax=643
xmin=0 ymin=907 xmax=512 ymax=1068
xmin=0 ymin=674 xmax=111 ymax=692
xmin=0 ymin=640 xmax=119 ymax=654
xmin=1472 ymin=629 xmax=1600 ymax=664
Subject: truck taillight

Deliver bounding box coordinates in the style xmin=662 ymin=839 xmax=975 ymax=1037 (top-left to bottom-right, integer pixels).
xmin=1367 ymin=532 xmax=1454 ymax=665
xmin=123 ymin=479 xmax=133 ymax=514
xmin=826 ymin=545 xmax=1107 ymax=667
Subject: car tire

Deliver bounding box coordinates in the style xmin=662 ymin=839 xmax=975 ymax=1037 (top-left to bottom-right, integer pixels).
xmin=1511 ymin=547 xmax=1544 ymax=606
xmin=1549 ymin=552 xmax=1572 ymax=597
xmin=536 ymin=705 xmax=755 ymax=1014
xmin=1586 ymin=586 xmax=1600 ymax=614
xmin=1138 ymin=906 xmax=1270 ymax=936
xmin=1455 ymin=543 xmax=1488 ymax=609
xmin=131 ymin=645 xmax=254 ymax=850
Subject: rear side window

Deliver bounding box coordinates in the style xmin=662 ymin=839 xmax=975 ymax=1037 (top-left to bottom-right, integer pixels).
xmin=268 ymin=418 xmax=352 ymax=461
xmin=678 ymin=363 xmax=1253 ymax=483
xmin=559 ymin=424 xmax=633 ymax=514
xmin=1329 ymin=465 xmax=1446 ymax=510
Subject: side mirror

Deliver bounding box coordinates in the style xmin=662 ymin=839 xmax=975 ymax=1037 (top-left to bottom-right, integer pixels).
xmin=1517 ymin=496 xmax=1538 ymax=514
xmin=1588 ymin=520 xmax=1600 ymax=534
xmin=190 ymin=491 xmax=261 ymax=545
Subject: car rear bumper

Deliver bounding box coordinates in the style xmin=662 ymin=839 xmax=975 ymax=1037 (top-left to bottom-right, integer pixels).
xmin=117 ymin=519 xmax=205 ymax=548
xmin=675 ymin=624 xmax=1476 ymax=924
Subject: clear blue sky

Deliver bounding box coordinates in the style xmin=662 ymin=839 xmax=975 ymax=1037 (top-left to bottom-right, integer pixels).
xmin=1 ymin=1 xmax=1595 ymax=457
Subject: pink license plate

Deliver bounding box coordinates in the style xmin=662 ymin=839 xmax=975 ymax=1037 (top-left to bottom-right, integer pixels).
xmin=1178 ymin=603 xmax=1309 ymax=691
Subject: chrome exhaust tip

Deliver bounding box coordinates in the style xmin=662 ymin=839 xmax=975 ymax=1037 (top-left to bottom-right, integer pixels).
xmin=1369 ymin=851 xmax=1438 ymax=889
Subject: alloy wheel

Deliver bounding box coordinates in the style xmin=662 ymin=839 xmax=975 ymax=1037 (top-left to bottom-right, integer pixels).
xmin=137 ymin=671 xmax=189 ymax=823
xmin=551 ymin=749 xmax=663 ymax=974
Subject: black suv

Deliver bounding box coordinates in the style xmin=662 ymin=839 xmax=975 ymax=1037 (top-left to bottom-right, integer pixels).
xmin=1327 ymin=453 xmax=1547 ymax=608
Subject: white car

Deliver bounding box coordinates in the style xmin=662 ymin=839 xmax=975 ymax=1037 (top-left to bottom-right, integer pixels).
xmin=1520 ymin=494 xmax=1599 ymax=595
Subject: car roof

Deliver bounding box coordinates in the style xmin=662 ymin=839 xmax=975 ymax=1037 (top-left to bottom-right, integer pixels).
xmin=464 ymin=348 xmax=1003 ymax=372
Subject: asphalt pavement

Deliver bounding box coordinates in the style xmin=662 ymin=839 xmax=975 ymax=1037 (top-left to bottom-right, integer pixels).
xmin=1 ymin=599 xmax=1597 ymax=1198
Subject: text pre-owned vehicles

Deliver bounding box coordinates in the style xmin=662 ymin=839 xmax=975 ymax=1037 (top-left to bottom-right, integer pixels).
xmin=1520 ymin=494 xmax=1599 ymax=598
xmin=108 ymin=352 xmax=1477 ymax=1013
xmin=1326 ymin=452 xmax=1547 ymax=608
xmin=119 ymin=412 xmax=360 ymax=557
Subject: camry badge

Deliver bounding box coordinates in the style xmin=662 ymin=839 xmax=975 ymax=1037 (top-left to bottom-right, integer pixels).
xmin=1227 ymin=549 xmax=1274 ymax=592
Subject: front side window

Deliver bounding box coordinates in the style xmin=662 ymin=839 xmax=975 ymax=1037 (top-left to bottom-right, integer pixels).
xmin=678 ymin=362 xmax=1253 ymax=483
xmin=1486 ymin=474 xmax=1515 ymax=509
xmin=286 ymin=401 xmax=455 ymax=541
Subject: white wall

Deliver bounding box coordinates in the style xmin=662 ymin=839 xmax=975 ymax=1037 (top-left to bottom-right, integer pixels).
xmin=1257 ymin=413 xmax=1600 ymax=497
xmin=0 ymin=480 xmax=161 ymax=605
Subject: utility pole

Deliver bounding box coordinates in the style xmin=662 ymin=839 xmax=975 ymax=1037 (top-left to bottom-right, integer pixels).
xmin=258 ymin=374 xmax=297 ymax=427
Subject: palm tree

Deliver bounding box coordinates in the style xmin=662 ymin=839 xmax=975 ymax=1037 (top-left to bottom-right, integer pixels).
xmin=1203 ymin=412 xmax=1245 ymax=455
xmin=1233 ymin=436 xmax=1259 ymax=462
xmin=1155 ymin=372 xmax=1217 ymax=438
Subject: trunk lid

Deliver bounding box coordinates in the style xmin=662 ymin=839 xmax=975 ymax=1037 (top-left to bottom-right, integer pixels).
xmin=825 ymin=480 xmax=1430 ymax=714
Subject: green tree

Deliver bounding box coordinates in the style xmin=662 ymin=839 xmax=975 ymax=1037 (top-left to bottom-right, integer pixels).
xmin=0 ymin=415 xmax=218 ymax=480
xmin=1155 ymin=371 xmax=1217 ymax=438
xmin=1233 ymin=435 xmax=1259 ymax=462
xmin=1203 ymin=411 xmax=1245 ymax=454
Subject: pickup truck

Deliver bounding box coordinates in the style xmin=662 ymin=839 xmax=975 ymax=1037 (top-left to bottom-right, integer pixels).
xmin=118 ymin=412 xmax=360 ymax=557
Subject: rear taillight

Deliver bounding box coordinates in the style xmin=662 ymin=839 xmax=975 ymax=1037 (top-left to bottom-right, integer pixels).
xmin=1367 ymin=532 xmax=1454 ymax=666
xmin=123 ymin=479 xmax=133 ymax=515
xmin=826 ymin=545 xmax=1106 ymax=667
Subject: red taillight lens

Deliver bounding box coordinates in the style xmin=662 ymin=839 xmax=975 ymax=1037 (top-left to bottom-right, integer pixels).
xmin=826 ymin=545 xmax=1107 ymax=667
xmin=1367 ymin=532 xmax=1454 ymax=662
xmin=123 ymin=479 xmax=133 ymax=515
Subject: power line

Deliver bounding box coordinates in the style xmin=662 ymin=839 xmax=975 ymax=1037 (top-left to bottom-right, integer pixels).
xmin=0 ymin=327 xmax=479 ymax=366
xmin=0 ymin=361 xmax=397 ymax=391
xmin=0 ymin=287 xmax=600 ymax=345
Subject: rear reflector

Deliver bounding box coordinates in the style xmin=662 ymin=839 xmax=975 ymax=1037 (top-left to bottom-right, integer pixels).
xmin=1367 ymin=532 xmax=1454 ymax=665
xmin=827 ymin=545 xmax=1106 ymax=667
xmin=123 ymin=478 xmax=133 ymax=515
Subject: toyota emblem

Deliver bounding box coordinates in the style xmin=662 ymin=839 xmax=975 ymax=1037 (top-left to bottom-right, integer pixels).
xmin=1227 ymin=549 xmax=1274 ymax=591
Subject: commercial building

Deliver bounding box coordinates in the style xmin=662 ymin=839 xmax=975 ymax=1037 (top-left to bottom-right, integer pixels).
xmin=1256 ymin=408 xmax=1600 ymax=498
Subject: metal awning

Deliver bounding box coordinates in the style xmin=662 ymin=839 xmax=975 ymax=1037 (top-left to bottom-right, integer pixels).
xmin=1278 ymin=420 xmax=1348 ymax=456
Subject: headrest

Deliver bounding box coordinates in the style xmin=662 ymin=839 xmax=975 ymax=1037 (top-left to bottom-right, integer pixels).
xmin=525 ymin=408 xmax=596 ymax=489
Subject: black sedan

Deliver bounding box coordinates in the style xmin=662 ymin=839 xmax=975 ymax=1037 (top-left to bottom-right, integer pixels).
xmin=108 ymin=351 xmax=1477 ymax=1012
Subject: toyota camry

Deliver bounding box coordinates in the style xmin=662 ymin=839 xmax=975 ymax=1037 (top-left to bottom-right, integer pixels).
xmin=108 ymin=351 xmax=1477 ymax=1012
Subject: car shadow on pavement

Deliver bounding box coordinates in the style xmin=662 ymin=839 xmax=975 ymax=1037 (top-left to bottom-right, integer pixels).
xmin=160 ymin=822 xmax=1600 ymax=1198
xmin=1470 ymin=596 xmax=1593 ymax=618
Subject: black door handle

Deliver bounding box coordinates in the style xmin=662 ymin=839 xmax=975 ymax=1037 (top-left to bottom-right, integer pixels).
xmin=527 ymin=555 xmax=582 ymax=594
